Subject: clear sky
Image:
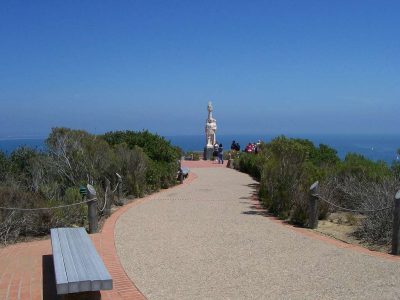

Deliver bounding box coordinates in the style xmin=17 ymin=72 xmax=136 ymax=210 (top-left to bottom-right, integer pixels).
xmin=0 ymin=1 xmax=399 ymax=138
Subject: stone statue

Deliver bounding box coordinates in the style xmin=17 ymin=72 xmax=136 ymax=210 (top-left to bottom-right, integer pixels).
xmin=204 ymin=101 xmax=217 ymax=159
xmin=205 ymin=101 xmax=217 ymax=146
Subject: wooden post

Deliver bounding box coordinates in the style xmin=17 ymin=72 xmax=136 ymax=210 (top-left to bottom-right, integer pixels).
xmin=86 ymin=184 xmax=98 ymax=234
xmin=116 ymin=173 xmax=123 ymax=205
xmin=227 ymin=153 xmax=232 ymax=168
xmin=105 ymin=178 xmax=112 ymax=217
xmin=391 ymin=190 xmax=400 ymax=255
xmin=179 ymin=170 xmax=184 ymax=184
xmin=308 ymin=181 xmax=319 ymax=229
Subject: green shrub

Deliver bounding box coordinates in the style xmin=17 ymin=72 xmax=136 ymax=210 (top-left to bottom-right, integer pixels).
xmin=185 ymin=152 xmax=200 ymax=161
xmin=0 ymin=127 xmax=181 ymax=245
xmin=0 ymin=151 xmax=9 ymax=181
xmin=237 ymin=136 xmax=337 ymax=226
xmin=103 ymin=130 xmax=181 ymax=163
xmin=339 ymin=153 xmax=392 ymax=182
xmin=103 ymin=130 xmax=180 ymax=193
xmin=237 ymin=152 xmax=264 ymax=181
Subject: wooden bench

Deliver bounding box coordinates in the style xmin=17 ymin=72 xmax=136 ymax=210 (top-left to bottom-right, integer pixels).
xmin=50 ymin=227 xmax=113 ymax=295
xmin=177 ymin=167 xmax=190 ymax=181
xmin=181 ymin=167 xmax=190 ymax=179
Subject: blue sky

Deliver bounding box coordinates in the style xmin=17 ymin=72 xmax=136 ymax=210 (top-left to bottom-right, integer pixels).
xmin=0 ymin=1 xmax=399 ymax=138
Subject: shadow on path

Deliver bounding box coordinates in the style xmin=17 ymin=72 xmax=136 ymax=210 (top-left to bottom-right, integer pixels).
xmin=42 ymin=255 xmax=58 ymax=300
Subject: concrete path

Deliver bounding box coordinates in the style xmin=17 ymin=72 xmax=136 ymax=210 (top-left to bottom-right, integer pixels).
xmin=116 ymin=163 xmax=400 ymax=300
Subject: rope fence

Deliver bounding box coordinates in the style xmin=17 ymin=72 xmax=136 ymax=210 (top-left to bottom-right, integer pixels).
xmin=315 ymin=194 xmax=393 ymax=213
xmin=309 ymin=181 xmax=400 ymax=256
xmin=0 ymin=180 xmax=121 ymax=213
xmin=0 ymin=198 xmax=95 ymax=211
xmin=98 ymin=186 xmax=109 ymax=213
xmin=112 ymin=182 xmax=119 ymax=194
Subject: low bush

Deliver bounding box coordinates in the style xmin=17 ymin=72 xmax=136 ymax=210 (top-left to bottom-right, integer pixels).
xmin=325 ymin=175 xmax=399 ymax=245
xmin=237 ymin=152 xmax=265 ymax=181
xmin=185 ymin=152 xmax=200 ymax=161
xmin=0 ymin=128 xmax=181 ymax=245
xmin=236 ymin=135 xmax=400 ymax=246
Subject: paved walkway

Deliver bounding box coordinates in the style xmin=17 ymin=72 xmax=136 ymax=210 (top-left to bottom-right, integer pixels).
xmin=116 ymin=162 xmax=400 ymax=300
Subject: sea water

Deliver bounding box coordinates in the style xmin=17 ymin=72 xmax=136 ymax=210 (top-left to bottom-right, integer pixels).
xmin=0 ymin=134 xmax=399 ymax=165
xmin=166 ymin=134 xmax=400 ymax=165
xmin=0 ymin=138 xmax=46 ymax=154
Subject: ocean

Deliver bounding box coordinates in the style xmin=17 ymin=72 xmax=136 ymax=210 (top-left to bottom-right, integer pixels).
xmin=0 ymin=138 xmax=46 ymax=154
xmin=0 ymin=134 xmax=399 ymax=165
xmin=168 ymin=134 xmax=400 ymax=165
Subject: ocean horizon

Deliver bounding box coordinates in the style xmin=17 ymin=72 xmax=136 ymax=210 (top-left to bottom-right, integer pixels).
xmin=0 ymin=133 xmax=399 ymax=165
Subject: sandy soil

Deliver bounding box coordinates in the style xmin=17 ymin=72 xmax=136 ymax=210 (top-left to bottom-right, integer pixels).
xmin=316 ymin=212 xmax=391 ymax=253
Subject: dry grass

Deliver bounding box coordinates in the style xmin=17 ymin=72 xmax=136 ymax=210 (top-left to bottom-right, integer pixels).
xmin=316 ymin=212 xmax=390 ymax=253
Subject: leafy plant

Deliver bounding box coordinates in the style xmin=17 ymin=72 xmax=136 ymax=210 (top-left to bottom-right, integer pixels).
xmin=0 ymin=127 xmax=181 ymax=244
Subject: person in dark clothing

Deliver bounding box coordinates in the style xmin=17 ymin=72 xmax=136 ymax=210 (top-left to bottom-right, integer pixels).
xmin=235 ymin=142 xmax=240 ymax=151
xmin=231 ymin=141 xmax=236 ymax=151
xmin=231 ymin=140 xmax=241 ymax=151
xmin=218 ymin=143 xmax=224 ymax=164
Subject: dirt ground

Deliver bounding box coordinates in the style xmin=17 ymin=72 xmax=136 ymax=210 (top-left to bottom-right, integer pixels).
xmin=316 ymin=212 xmax=391 ymax=253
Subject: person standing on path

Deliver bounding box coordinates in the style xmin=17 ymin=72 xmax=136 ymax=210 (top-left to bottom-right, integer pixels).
xmin=218 ymin=143 xmax=224 ymax=164
xmin=213 ymin=142 xmax=219 ymax=162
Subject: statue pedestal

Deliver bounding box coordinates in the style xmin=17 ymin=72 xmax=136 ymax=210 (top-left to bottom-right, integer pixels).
xmin=203 ymin=146 xmax=213 ymax=160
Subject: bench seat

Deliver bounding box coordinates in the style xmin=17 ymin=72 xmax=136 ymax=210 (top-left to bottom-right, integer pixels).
xmin=181 ymin=167 xmax=190 ymax=178
xmin=50 ymin=227 xmax=113 ymax=295
xmin=177 ymin=167 xmax=190 ymax=180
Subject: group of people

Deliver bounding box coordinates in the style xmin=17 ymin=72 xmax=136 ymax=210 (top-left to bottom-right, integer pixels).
xmin=211 ymin=139 xmax=262 ymax=164
xmin=230 ymin=141 xmax=241 ymax=151
xmin=231 ymin=140 xmax=261 ymax=154
xmin=244 ymin=141 xmax=261 ymax=154
xmin=212 ymin=142 xmax=224 ymax=164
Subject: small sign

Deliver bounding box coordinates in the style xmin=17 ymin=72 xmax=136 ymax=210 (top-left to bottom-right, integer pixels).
xmin=79 ymin=186 xmax=87 ymax=196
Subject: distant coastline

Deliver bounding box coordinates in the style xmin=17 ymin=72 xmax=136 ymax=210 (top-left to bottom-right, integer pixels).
xmin=1 ymin=134 xmax=398 ymax=165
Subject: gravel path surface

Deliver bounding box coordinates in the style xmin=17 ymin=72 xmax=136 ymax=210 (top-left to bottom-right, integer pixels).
xmin=116 ymin=167 xmax=400 ymax=300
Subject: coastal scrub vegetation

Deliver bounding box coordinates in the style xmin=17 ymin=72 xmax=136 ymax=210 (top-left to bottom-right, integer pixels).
xmin=183 ymin=152 xmax=201 ymax=161
xmin=0 ymin=128 xmax=181 ymax=245
xmin=235 ymin=136 xmax=400 ymax=246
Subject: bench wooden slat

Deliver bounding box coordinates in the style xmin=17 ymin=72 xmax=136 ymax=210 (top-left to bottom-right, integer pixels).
xmin=181 ymin=167 xmax=190 ymax=175
xmin=69 ymin=229 xmax=103 ymax=291
xmin=50 ymin=229 xmax=69 ymax=295
xmin=57 ymin=228 xmax=81 ymax=293
xmin=63 ymin=228 xmax=93 ymax=292
xmin=75 ymin=228 xmax=112 ymax=290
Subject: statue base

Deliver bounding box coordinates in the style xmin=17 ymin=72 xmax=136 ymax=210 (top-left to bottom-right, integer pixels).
xmin=203 ymin=146 xmax=213 ymax=160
